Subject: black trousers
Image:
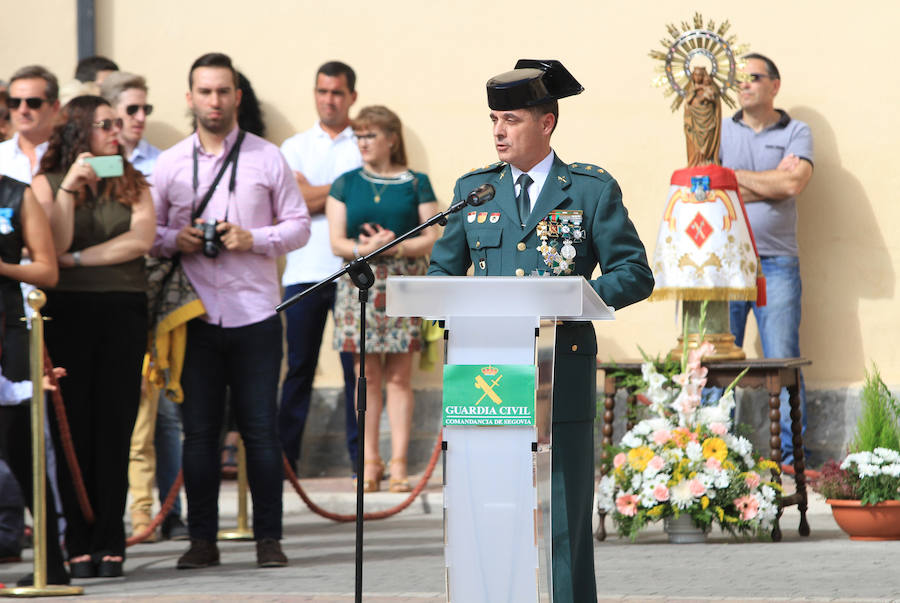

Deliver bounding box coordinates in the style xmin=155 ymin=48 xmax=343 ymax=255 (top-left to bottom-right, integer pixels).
xmin=44 ymin=291 xmax=146 ymax=559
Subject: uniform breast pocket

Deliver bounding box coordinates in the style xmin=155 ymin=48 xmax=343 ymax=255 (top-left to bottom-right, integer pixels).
xmin=466 ymin=228 xmax=502 ymax=276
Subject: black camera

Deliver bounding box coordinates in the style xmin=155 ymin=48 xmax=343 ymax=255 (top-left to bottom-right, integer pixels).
xmin=199 ymin=218 xmax=223 ymax=258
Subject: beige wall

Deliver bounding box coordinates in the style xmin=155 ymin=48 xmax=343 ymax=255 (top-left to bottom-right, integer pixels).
xmin=3 ymin=1 xmax=898 ymax=388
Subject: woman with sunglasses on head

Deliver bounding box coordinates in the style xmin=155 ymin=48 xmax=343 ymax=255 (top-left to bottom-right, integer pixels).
xmin=100 ymin=72 xmax=160 ymax=177
xmin=29 ymin=95 xmax=155 ymax=579
xmin=326 ymin=105 xmax=439 ymax=493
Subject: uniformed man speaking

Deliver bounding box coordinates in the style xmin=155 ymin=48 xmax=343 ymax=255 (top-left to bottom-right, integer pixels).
xmin=428 ymin=59 xmax=654 ymax=602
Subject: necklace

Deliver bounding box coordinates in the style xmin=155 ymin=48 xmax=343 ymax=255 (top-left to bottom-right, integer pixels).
xmin=369 ymin=179 xmax=388 ymax=203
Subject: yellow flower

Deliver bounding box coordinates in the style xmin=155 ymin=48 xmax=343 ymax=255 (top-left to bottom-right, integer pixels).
xmin=702 ymin=437 xmax=728 ymax=462
xmin=715 ymin=506 xmax=724 ymax=521
xmin=648 ymin=506 xmax=665 ymax=517
xmin=758 ymin=459 xmax=781 ymax=472
xmin=722 ymin=460 xmax=735 ymax=471
xmin=701 ymin=496 xmax=709 ymax=510
xmin=627 ymin=446 xmax=654 ymax=471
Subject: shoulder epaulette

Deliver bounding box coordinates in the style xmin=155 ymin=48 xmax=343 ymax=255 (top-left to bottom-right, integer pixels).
xmin=568 ymin=163 xmax=609 ymax=179
xmin=465 ymin=161 xmax=506 ymax=175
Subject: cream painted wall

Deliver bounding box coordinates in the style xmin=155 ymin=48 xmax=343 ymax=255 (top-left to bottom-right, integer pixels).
xmin=2 ymin=1 xmax=897 ymax=388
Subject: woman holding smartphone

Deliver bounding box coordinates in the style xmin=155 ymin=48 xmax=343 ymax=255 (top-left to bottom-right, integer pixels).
xmin=30 ymin=95 xmax=155 ymax=578
xmin=326 ymin=105 xmax=439 ymax=493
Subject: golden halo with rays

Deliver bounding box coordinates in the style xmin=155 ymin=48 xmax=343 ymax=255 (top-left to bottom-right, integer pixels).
xmin=649 ymin=12 xmax=750 ymax=112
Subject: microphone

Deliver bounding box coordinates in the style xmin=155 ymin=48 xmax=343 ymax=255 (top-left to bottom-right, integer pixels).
xmin=466 ymin=184 xmax=495 ymax=206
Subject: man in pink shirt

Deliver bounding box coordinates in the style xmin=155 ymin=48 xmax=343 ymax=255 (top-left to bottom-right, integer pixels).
xmin=151 ymin=53 xmax=310 ymax=570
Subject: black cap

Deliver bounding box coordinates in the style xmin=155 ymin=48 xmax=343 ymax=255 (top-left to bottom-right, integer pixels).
xmin=486 ymin=59 xmax=584 ymax=111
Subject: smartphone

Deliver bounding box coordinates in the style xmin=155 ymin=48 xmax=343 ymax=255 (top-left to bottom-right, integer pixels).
xmin=358 ymin=222 xmax=383 ymax=236
xmin=84 ymin=155 xmax=124 ymax=178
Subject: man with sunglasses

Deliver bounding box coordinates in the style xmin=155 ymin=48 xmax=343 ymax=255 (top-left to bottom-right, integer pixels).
xmin=720 ymin=53 xmax=814 ymax=467
xmin=101 ymin=72 xmax=161 ymax=177
xmin=0 ymin=66 xmax=59 ymax=184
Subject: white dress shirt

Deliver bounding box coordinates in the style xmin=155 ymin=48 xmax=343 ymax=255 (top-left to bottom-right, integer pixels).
xmin=0 ymin=133 xmax=48 ymax=183
xmin=510 ymin=149 xmax=555 ymax=213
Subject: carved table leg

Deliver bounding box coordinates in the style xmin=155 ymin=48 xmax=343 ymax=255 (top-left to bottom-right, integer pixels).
xmin=595 ymin=376 xmax=617 ymax=541
xmin=766 ymin=372 xmax=783 ymax=542
xmin=789 ymin=372 xmax=810 ymax=536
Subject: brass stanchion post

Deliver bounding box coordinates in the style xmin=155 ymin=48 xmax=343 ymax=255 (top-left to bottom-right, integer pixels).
xmin=0 ymin=290 xmax=82 ymax=597
xmin=217 ymin=437 xmax=253 ymax=540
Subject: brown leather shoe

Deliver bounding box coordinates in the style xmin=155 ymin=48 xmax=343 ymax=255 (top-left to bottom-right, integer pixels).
xmin=176 ymin=540 xmax=220 ymax=569
xmin=256 ymin=538 xmax=287 ymax=568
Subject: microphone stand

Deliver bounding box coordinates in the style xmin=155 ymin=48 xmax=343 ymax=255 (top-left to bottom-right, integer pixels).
xmin=276 ymin=187 xmax=491 ymax=603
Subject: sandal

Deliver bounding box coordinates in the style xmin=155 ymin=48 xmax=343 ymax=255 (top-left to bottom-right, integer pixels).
xmin=362 ymin=458 xmax=384 ymax=493
xmin=221 ymin=444 xmax=238 ymax=479
xmin=388 ymin=457 xmax=412 ymax=493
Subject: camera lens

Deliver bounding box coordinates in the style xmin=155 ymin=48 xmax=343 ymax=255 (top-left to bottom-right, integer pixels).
xmin=201 ymin=219 xmax=220 ymax=258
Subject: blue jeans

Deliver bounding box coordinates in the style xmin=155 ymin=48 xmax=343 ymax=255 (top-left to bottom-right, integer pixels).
xmin=155 ymin=391 xmax=183 ymax=518
xmin=730 ymin=255 xmax=806 ymax=464
xmin=279 ymin=282 xmax=358 ymax=472
xmin=181 ymin=316 xmax=283 ymax=541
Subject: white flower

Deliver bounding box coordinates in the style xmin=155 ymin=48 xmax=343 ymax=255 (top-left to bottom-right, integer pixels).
xmin=633 ymin=421 xmax=652 ymax=436
xmin=685 ymin=441 xmax=703 ymax=462
xmin=663 ymin=447 xmax=684 ymax=462
xmin=726 ymin=434 xmax=754 ymax=459
xmin=697 ymin=472 xmax=715 ymax=492
xmin=713 ymin=470 xmax=731 ymax=489
xmin=621 ymin=432 xmax=644 ymax=449
xmin=597 ymin=476 xmax=615 ymax=511
xmin=882 ymin=464 xmax=900 ymax=478
xmin=874 ymin=448 xmax=900 ymax=463
xmin=842 ymin=451 xmax=873 ymax=469
xmin=631 ymin=473 xmax=643 ymax=490
xmin=640 ymin=362 xmax=657 ymax=382
xmin=857 ymin=463 xmax=881 ymax=478
xmin=669 ymin=480 xmax=693 ymax=509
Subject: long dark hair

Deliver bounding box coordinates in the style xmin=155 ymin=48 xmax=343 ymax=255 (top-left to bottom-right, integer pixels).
xmin=39 ymin=95 xmax=146 ymax=206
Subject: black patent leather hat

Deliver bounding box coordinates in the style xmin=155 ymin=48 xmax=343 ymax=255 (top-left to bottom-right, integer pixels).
xmin=486 ymin=59 xmax=584 ymax=110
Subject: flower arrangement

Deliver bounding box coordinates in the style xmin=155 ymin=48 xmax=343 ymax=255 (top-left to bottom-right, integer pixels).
xmin=811 ymin=365 xmax=900 ymax=506
xmin=597 ymin=341 xmax=781 ymax=540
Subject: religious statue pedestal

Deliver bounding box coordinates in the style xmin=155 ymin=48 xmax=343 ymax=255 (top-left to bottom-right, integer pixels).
xmin=669 ymin=300 xmax=745 ymax=361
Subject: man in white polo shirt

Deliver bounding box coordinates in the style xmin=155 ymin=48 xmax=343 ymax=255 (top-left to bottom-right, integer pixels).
xmin=279 ymin=61 xmax=362 ymax=475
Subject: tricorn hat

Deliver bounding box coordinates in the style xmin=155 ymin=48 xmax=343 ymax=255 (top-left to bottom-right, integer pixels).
xmin=486 ymin=59 xmax=584 ymax=111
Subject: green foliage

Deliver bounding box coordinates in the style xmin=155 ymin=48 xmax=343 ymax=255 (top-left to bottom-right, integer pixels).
xmin=850 ymin=365 xmax=900 ymax=453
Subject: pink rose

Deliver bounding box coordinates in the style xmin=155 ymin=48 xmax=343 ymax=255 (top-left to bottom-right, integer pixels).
xmin=653 ymin=484 xmax=670 ymax=502
xmin=705 ymin=457 xmax=722 ymax=471
xmin=709 ymin=422 xmax=727 ymax=436
xmin=647 ymin=456 xmax=665 ymax=472
xmin=613 ymin=453 xmax=627 ymax=469
xmin=744 ymin=471 xmax=761 ymax=489
xmin=688 ymin=479 xmax=706 ymax=497
xmin=734 ymin=495 xmax=759 ymax=520
xmin=652 ymin=429 xmax=672 ymax=445
xmin=615 ymin=494 xmax=639 ymax=517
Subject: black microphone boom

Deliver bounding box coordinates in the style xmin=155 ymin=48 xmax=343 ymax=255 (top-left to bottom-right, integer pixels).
xmin=466 ymin=184 xmax=495 ymax=206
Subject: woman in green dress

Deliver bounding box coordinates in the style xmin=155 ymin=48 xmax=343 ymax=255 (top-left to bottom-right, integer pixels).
xmin=326 ymin=105 xmax=438 ymax=492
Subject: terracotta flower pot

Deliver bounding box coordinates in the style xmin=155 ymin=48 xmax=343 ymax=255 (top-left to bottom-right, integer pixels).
xmin=826 ymin=499 xmax=900 ymax=541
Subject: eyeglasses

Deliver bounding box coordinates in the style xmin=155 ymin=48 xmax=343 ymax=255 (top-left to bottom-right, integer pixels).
xmin=354 ymin=133 xmax=378 ymax=142
xmin=93 ymin=118 xmax=124 ymax=131
xmin=747 ymin=73 xmax=776 ymax=83
xmin=6 ymin=97 xmax=48 ymax=110
xmin=125 ymin=104 xmax=153 ymax=116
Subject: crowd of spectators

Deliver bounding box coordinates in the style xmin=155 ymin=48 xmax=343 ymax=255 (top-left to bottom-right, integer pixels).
xmin=0 ymin=52 xmax=435 ymax=584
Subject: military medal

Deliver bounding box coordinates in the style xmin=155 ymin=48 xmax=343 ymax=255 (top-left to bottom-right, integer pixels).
xmin=536 ymin=210 xmax=583 ymax=275
xmin=467 ymin=211 xmax=476 ymax=223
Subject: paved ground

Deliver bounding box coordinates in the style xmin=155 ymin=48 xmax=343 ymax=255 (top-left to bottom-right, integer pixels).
xmin=1 ymin=474 xmax=899 ymax=602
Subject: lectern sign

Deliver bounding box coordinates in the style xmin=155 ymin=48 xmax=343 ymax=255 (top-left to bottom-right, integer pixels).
xmin=442 ymin=364 xmax=535 ymax=426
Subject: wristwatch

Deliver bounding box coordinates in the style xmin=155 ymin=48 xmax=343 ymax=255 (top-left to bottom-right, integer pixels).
xmin=72 ymin=250 xmax=82 ymax=266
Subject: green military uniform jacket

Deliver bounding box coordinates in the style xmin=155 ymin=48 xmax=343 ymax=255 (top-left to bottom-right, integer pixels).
xmin=428 ymin=152 xmax=653 ymax=602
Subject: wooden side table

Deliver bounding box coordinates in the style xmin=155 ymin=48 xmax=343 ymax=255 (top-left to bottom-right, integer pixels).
xmin=595 ymin=358 xmax=812 ymax=542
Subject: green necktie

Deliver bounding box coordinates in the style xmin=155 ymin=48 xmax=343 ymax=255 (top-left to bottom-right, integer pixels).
xmin=516 ymin=173 xmax=533 ymax=225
